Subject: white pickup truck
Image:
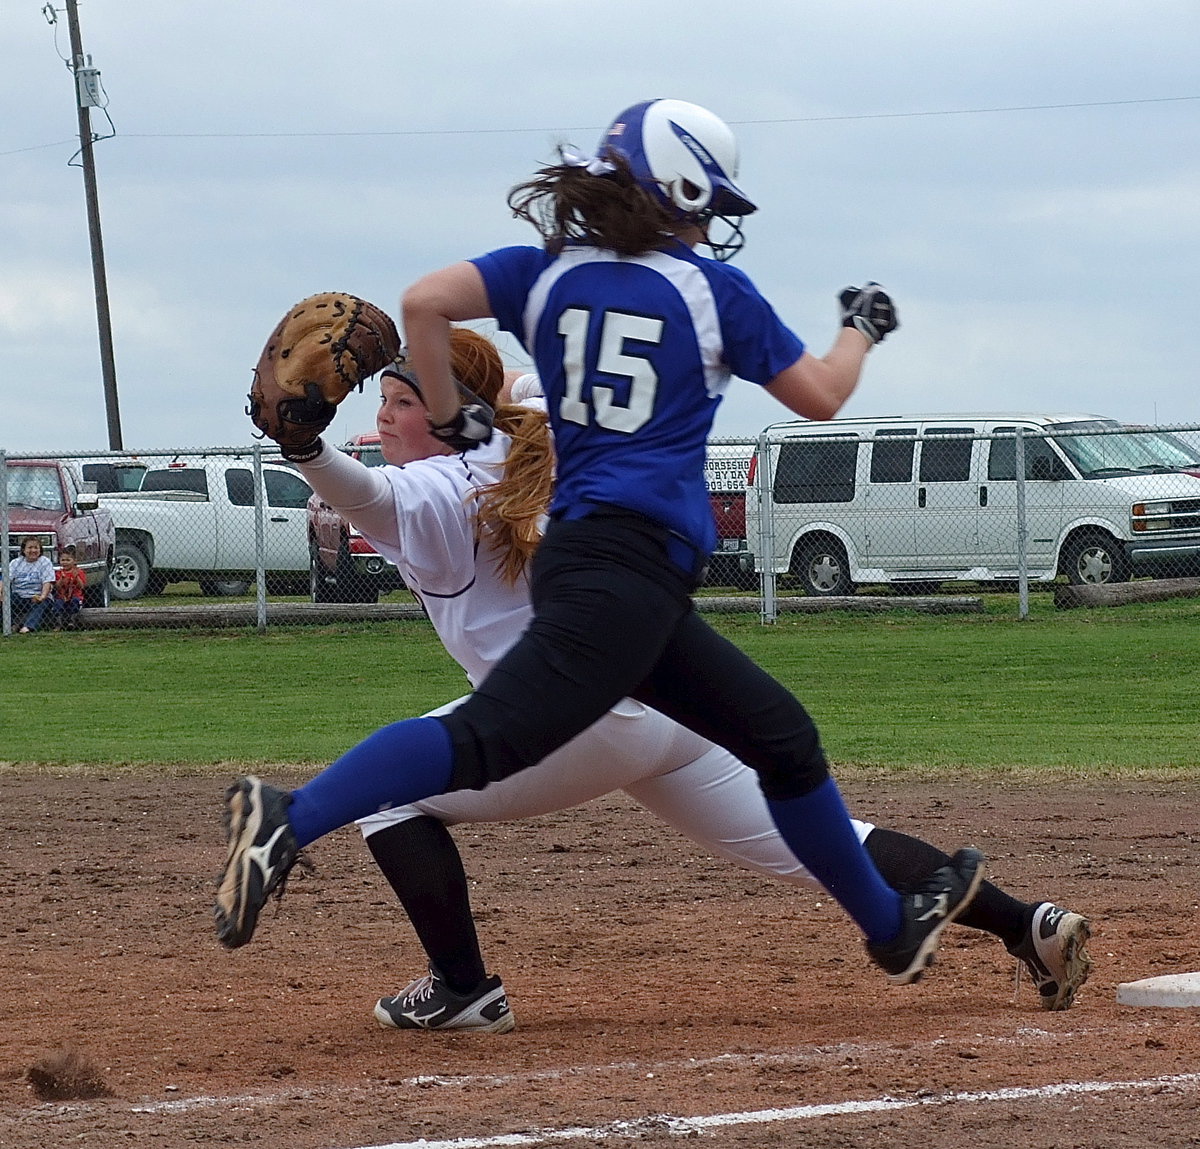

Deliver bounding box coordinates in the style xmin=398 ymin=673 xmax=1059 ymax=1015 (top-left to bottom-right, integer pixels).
xmin=100 ymin=457 xmax=314 ymax=599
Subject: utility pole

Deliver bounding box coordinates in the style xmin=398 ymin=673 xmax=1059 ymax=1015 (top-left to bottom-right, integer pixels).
xmin=63 ymin=0 xmax=122 ymax=449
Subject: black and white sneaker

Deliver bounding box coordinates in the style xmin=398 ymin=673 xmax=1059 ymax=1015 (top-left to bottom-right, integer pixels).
xmin=866 ymin=847 xmax=986 ymax=985
xmin=374 ymin=968 xmax=515 ymax=1034
xmin=1008 ymin=902 xmax=1093 ymax=1011
xmin=214 ymin=776 xmax=300 ymax=949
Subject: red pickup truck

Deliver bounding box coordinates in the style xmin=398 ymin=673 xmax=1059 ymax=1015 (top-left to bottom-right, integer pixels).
xmin=4 ymin=459 xmax=116 ymax=608
xmin=306 ymin=434 xmax=407 ymax=603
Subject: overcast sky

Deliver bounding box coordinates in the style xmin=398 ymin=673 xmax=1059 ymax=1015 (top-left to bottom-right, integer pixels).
xmin=3 ymin=1 xmax=1198 ymax=455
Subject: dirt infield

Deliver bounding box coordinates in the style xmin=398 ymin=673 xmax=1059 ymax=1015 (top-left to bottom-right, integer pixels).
xmin=1 ymin=769 xmax=1198 ymax=1149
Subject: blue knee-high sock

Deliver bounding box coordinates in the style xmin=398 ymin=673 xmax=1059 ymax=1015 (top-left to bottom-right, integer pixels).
xmin=288 ymin=717 xmax=453 ymax=848
xmin=767 ymin=776 xmax=901 ymax=944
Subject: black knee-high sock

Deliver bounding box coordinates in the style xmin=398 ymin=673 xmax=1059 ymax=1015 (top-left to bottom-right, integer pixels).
xmin=365 ymin=817 xmax=488 ymax=993
xmin=864 ymin=827 xmax=1034 ymax=950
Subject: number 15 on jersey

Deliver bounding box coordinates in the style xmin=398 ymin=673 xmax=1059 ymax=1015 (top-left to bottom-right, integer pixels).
xmin=557 ymin=307 xmax=665 ymax=434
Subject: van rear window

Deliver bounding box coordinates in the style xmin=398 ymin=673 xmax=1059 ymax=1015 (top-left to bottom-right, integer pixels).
xmin=774 ymin=439 xmax=858 ymax=504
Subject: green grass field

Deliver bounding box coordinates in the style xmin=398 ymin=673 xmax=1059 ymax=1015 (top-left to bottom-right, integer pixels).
xmin=3 ymin=596 xmax=1198 ymax=772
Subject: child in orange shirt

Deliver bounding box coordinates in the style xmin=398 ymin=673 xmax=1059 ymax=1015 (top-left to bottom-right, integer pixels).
xmin=52 ymin=545 xmax=87 ymax=630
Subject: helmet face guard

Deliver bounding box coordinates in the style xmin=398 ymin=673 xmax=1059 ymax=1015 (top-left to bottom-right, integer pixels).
xmin=696 ymin=210 xmax=749 ymax=263
xmin=600 ymin=98 xmax=756 ymax=261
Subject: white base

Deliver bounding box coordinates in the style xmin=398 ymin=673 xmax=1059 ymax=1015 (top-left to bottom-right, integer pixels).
xmin=1116 ymin=972 xmax=1200 ymax=1008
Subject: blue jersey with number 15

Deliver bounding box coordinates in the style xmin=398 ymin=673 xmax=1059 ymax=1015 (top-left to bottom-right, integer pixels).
xmin=472 ymin=240 xmax=805 ymax=556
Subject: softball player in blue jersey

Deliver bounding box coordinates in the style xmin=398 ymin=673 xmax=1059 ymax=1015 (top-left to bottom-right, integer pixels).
xmin=216 ymin=99 xmax=983 ymax=987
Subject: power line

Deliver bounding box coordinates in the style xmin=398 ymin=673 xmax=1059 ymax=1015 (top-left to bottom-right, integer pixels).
xmin=3 ymin=93 xmax=1197 ymax=155
xmin=106 ymin=93 xmax=1200 ymax=138
xmin=3 ymin=137 xmax=79 ymax=155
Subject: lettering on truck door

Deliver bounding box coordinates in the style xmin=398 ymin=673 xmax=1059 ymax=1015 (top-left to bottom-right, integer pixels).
xmin=704 ymin=446 xmax=752 ymax=549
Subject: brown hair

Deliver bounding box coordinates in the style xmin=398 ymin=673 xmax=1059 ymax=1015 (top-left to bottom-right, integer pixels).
xmin=507 ymin=153 xmax=683 ymax=257
xmin=448 ymin=327 xmax=554 ymax=585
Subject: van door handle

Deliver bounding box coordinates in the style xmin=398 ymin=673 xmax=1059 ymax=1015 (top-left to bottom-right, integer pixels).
xmin=270 ymin=515 xmax=289 ymax=522
xmin=979 ymin=486 xmax=988 ymax=507
xmin=917 ymin=487 xmax=927 ymax=508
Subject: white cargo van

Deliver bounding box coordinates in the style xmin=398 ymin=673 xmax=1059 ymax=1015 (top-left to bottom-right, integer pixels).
xmin=746 ymin=413 xmax=1200 ymax=595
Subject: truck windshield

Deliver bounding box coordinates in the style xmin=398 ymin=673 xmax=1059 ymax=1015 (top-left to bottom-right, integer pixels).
xmin=1050 ymin=422 xmax=1200 ymax=477
xmin=4 ymin=465 xmax=65 ymax=511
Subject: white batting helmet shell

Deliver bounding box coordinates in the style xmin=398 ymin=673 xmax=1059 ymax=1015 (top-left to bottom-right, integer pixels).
xmin=599 ymin=99 xmax=756 ymax=220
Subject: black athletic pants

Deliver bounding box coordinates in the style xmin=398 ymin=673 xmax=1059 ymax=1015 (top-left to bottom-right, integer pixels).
xmin=442 ymin=509 xmax=829 ymax=802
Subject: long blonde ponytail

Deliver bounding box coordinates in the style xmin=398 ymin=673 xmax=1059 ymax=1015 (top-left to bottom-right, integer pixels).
xmin=448 ymin=328 xmax=554 ymax=585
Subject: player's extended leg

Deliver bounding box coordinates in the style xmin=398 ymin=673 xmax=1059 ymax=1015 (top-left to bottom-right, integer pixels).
xmin=214 ymin=717 xmax=457 ymax=949
xmin=630 ymin=749 xmax=1091 ymax=1009
xmin=862 ymin=827 xmax=1093 ymax=1010
xmin=635 ymin=610 xmax=984 ymax=985
xmin=365 ymin=816 xmax=514 ymax=1034
xmin=214 ymin=533 xmax=687 ymax=952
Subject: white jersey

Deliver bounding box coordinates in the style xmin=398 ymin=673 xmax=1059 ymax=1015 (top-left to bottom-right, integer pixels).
xmin=299 ymin=433 xmax=873 ymax=893
xmin=363 ymin=433 xmax=534 ymax=689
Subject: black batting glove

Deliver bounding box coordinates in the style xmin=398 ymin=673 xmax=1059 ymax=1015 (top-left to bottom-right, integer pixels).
xmin=839 ymin=282 xmax=899 ymax=345
xmin=429 ymin=403 xmax=494 ymax=451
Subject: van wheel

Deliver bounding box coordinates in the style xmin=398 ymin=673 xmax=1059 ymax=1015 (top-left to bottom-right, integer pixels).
xmin=108 ymin=542 xmax=151 ymax=600
xmin=1061 ymin=531 xmax=1130 ymax=586
xmin=792 ymin=537 xmax=854 ymax=596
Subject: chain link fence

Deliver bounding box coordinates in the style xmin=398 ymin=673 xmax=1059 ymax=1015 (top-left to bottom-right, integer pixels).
xmin=1 ymin=445 xmax=424 ymax=636
xmin=5 ymin=419 xmax=1200 ymax=634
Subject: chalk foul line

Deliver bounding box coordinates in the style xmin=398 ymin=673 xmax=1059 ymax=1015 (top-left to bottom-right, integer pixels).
xmin=347 ymin=1072 xmax=1200 ymax=1149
